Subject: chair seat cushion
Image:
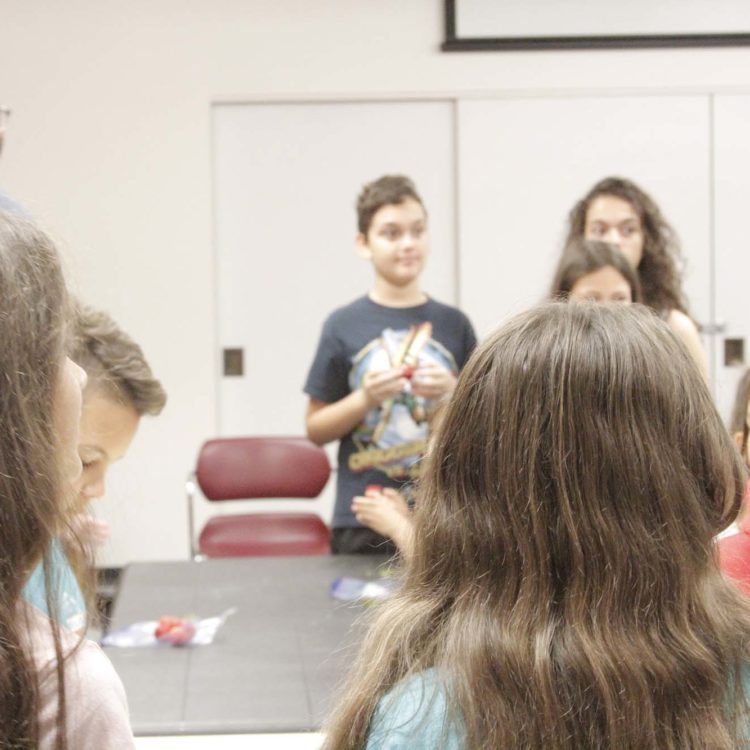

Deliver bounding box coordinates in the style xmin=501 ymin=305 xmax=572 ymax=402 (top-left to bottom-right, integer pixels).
xmin=199 ymin=512 xmax=330 ymax=557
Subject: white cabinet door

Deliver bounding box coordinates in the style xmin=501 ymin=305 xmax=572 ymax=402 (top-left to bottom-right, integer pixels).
xmin=456 ymin=95 xmax=713 ymax=373
xmin=713 ymin=95 xmax=750 ymax=424
xmin=212 ymin=100 xmax=456 ymax=522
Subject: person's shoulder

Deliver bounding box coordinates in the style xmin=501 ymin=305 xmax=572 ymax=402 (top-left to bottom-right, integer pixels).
xmin=29 ymin=611 xmax=126 ymax=711
xmin=423 ymin=297 xmax=473 ymax=325
xmin=664 ymin=308 xmax=706 ymax=372
xmin=0 ymin=191 xmax=30 ymax=216
xmin=380 ymin=669 xmax=444 ymax=711
xmin=68 ymin=639 xmax=124 ymax=692
xmin=63 ymin=640 xmax=135 ymax=747
xmin=367 ymin=669 xmax=461 ymax=750
xmin=21 ymin=540 xmax=86 ymax=631
xmin=25 ymin=606 xmax=135 ymax=749
xmin=324 ymin=295 xmax=372 ymax=327
xmin=423 ymin=296 xmax=463 ymax=315
xmin=423 ymin=298 xmax=476 ymax=342
xmin=666 ymin=308 xmax=699 ymax=335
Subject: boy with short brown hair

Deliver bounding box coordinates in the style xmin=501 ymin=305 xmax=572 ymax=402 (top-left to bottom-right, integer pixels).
xmin=304 ymin=174 xmax=476 ymax=554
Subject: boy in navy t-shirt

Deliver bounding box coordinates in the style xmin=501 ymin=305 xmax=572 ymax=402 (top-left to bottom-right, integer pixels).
xmin=304 ymin=175 xmax=476 ymax=554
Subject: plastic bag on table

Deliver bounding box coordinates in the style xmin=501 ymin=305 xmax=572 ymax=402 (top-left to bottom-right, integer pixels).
xmin=101 ymin=607 xmax=236 ymax=648
xmin=330 ymin=576 xmax=399 ymax=603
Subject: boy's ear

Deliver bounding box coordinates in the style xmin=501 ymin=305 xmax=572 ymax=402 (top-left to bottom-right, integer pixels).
xmin=734 ymin=431 xmax=745 ymax=451
xmin=355 ymin=233 xmax=372 ymax=260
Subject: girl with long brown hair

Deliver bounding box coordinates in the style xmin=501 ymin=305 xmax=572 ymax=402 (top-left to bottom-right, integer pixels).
xmin=0 ymin=213 xmax=134 ymax=749
xmin=323 ymin=302 xmax=750 ymax=749
xmin=564 ymin=177 xmax=706 ymax=371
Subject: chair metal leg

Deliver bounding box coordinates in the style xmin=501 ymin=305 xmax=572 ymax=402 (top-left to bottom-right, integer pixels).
xmin=186 ymin=473 xmax=198 ymax=560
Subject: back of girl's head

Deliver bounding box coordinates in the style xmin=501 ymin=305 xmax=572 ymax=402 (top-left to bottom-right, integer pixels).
xmin=421 ymin=303 xmax=741 ymax=587
xmin=550 ymin=238 xmax=642 ymax=301
xmin=420 ymin=302 xmax=747 ymax=744
xmin=565 ymin=176 xmax=687 ymax=313
xmin=71 ymin=302 xmax=166 ymax=416
xmin=0 ymin=212 xmax=69 ymax=746
xmin=324 ymin=302 xmax=750 ymax=750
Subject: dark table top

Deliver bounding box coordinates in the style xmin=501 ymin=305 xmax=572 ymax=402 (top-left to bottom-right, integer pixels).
xmin=105 ymin=555 xmax=390 ymax=736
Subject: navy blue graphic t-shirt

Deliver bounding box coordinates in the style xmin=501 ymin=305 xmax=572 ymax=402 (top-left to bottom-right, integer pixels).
xmin=304 ymin=296 xmax=476 ymax=528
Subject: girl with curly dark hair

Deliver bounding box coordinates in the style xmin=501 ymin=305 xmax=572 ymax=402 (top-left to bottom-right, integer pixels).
xmin=564 ymin=176 xmax=705 ymax=371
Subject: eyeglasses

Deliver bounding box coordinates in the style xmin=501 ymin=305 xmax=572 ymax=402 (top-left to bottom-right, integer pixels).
xmin=0 ymin=107 xmax=11 ymax=129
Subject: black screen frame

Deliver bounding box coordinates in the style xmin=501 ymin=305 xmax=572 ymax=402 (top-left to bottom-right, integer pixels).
xmin=442 ymin=0 xmax=750 ymax=52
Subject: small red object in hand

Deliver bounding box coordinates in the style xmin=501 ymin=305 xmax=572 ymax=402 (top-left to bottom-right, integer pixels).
xmin=155 ymin=615 xmax=196 ymax=646
xmin=366 ymin=484 xmax=383 ymax=494
xmin=402 ymin=364 xmax=415 ymax=380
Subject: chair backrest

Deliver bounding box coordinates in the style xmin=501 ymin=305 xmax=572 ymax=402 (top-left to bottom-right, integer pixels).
xmin=195 ymin=436 xmax=330 ymax=501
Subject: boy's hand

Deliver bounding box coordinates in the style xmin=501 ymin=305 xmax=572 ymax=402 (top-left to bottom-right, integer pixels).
xmin=411 ymin=361 xmax=457 ymax=400
xmin=362 ymin=368 xmax=408 ymax=407
xmin=351 ymin=487 xmax=411 ymax=539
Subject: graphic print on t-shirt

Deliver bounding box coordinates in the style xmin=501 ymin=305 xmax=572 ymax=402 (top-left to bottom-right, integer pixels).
xmin=348 ymin=323 xmax=458 ymax=479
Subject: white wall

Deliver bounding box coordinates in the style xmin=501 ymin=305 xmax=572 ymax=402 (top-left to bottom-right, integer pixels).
xmin=1 ymin=0 xmax=749 ymax=564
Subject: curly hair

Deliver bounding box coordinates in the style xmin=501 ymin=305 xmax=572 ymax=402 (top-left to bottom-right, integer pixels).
xmin=71 ymin=303 xmax=166 ymax=417
xmin=565 ymin=177 xmax=689 ymax=315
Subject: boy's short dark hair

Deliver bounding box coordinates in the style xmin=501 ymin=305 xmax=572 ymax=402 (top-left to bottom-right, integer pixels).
xmin=356 ymin=175 xmax=424 ymax=235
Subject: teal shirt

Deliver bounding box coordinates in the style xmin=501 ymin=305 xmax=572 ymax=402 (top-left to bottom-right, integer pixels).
xmin=366 ymin=670 xmax=462 ymax=750
xmin=22 ymin=538 xmax=86 ymax=631
xmin=367 ymin=667 xmax=750 ymax=750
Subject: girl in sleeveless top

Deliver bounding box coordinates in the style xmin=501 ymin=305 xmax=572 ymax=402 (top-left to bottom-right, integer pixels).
xmin=564 ymin=176 xmax=705 ymax=371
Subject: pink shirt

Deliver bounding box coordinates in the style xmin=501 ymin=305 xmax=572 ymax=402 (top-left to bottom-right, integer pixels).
xmin=25 ymin=605 xmax=135 ymax=749
xmin=718 ymin=481 xmax=750 ymax=596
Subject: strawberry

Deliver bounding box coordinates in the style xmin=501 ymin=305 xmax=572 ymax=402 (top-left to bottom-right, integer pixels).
xmin=155 ymin=615 xmax=182 ymax=638
xmin=402 ymin=364 xmax=415 ymax=380
xmin=159 ymin=621 xmax=196 ymax=646
xmin=155 ymin=615 xmax=196 ymax=645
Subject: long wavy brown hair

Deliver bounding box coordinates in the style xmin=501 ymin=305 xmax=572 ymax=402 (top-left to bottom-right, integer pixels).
xmin=323 ymin=302 xmax=750 ymax=749
xmin=0 ymin=213 xmax=73 ymax=748
xmin=565 ymin=177 xmax=689 ymax=315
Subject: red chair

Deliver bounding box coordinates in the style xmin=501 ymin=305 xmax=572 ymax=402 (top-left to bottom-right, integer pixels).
xmin=186 ymin=436 xmax=331 ymax=558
